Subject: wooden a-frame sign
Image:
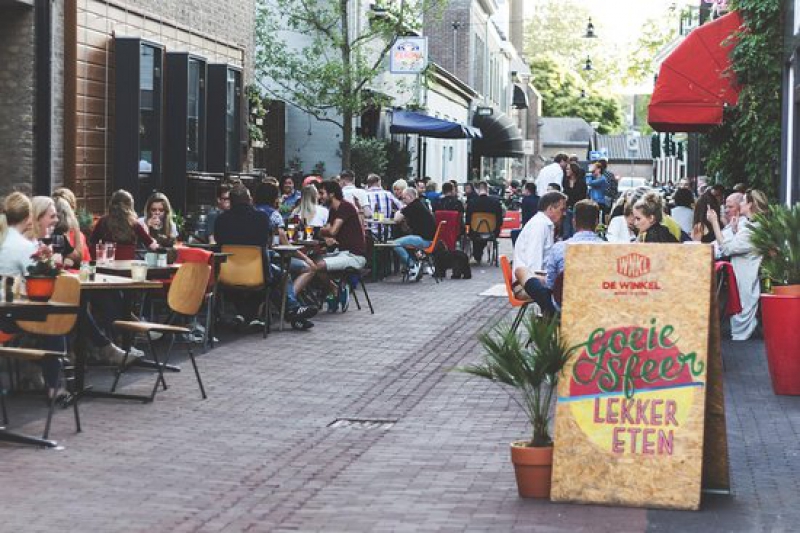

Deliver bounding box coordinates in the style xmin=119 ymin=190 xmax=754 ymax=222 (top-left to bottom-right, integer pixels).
xmin=551 ymin=244 xmax=729 ymax=510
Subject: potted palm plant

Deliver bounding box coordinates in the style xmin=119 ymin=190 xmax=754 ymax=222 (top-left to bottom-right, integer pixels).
xmin=459 ymin=314 xmax=572 ymax=498
xmin=749 ymin=203 xmax=800 ymax=394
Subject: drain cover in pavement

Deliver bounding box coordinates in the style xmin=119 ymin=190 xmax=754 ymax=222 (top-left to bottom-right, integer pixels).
xmin=327 ymin=418 xmax=396 ymax=430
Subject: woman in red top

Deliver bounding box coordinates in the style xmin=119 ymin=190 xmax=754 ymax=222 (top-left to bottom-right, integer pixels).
xmin=53 ymin=187 xmax=91 ymax=262
xmin=90 ymin=190 xmax=158 ymax=260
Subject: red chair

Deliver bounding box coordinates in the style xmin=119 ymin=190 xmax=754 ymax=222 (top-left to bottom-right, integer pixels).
xmin=434 ymin=210 xmax=461 ymax=251
xmin=500 ymin=210 xmax=521 ymax=238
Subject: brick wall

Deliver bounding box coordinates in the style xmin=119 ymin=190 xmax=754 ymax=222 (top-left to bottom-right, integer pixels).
xmin=0 ymin=7 xmax=35 ymax=196
xmin=72 ymin=0 xmax=255 ymax=212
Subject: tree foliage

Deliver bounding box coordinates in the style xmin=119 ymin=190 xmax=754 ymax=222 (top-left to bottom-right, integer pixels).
xmin=704 ymin=0 xmax=783 ymax=196
xmin=255 ymin=0 xmax=442 ymax=169
xmin=530 ymin=57 xmax=624 ymax=134
xmin=627 ymin=15 xmax=680 ymax=84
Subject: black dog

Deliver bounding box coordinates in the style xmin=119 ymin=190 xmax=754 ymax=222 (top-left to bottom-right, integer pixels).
xmin=432 ymin=248 xmax=472 ymax=280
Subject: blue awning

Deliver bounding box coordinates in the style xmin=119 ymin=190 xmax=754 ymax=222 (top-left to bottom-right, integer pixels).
xmin=390 ymin=110 xmax=482 ymax=139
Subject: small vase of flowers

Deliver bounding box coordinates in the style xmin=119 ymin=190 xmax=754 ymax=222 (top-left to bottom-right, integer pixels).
xmin=26 ymin=245 xmax=63 ymax=301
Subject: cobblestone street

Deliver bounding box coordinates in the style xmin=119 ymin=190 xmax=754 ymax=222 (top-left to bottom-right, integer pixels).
xmin=0 ymin=255 xmax=798 ymax=532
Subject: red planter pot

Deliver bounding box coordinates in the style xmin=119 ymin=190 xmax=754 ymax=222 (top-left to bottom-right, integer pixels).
xmin=25 ymin=276 xmax=56 ymax=302
xmin=761 ymin=294 xmax=800 ymax=395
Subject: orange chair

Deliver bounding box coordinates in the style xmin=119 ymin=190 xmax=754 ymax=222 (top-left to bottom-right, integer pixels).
xmin=500 ymin=255 xmax=533 ymax=334
xmin=404 ymin=220 xmax=446 ymax=284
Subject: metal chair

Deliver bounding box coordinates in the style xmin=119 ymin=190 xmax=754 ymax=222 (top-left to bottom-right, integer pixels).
xmin=112 ymin=262 xmax=209 ymax=402
xmin=0 ymin=275 xmax=82 ymax=444
xmin=217 ymin=245 xmax=272 ymax=337
xmin=500 ymin=255 xmax=533 ymax=335
xmin=469 ymin=212 xmax=499 ymax=266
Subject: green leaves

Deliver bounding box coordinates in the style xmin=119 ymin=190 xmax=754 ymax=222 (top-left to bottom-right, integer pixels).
xmin=459 ymin=315 xmax=572 ymax=447
xmin=749 ymin=204 xmax=800 ymax=286
xmin=704 ymin=0 xmax=782 ymax=194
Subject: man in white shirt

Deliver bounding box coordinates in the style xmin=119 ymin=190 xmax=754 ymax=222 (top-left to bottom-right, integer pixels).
xmin=535 ymin=154 xmax=568 ymax=197
xmin=512 ymin=191 xmax=567 ymax=316
xmin=340 ymin=169 xmax=372 ymax=220
xmin=716 ymin=192 xmax=743 ymax=258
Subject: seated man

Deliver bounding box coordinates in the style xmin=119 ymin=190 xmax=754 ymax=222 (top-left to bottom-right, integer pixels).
xmin=466 ymin=181 xmax=503 ymax=265
xmin=294 ymin=180 xmax=367 ymax=312
xmin=544 ymin=200 xmax=604 ymax=305
xmin=214 ymin=184 xmax=316 ymax=330
xmin=393 ymin=187 xmax=436 ymax=281
xmin=512 ymin=191 xmax=567 ymax=316
xmin=433 ymin=181 xmax=465 ymax=215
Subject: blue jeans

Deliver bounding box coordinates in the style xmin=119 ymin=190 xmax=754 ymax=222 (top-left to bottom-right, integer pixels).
xmin=523 ymin=277 xmax=555 ymax=316
xmin=563 ymin=209 xmax=575 ymax=239
xmin=393 ymin=235 xmax=431 ymax=266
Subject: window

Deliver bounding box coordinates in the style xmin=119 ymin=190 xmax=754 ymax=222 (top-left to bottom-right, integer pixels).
xmin=186 ymin=58 xmax=205 ymax=171
xmin=138 ymin=44 xmax=160 ymax=172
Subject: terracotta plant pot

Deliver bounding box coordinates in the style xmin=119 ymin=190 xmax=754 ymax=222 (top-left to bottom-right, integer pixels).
xmin=25 ymin=276 xmax=56 ymax=302
xmin=761 ymin=294 xmax=800 ymax=395
xmin=510 ymin=441 xmax=553 ymax=498
xmin=772 ymin=284 xmax=800 ymax=296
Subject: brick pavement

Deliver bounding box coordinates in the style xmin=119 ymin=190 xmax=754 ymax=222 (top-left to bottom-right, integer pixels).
xmin=0 ymin=249 xmax=798 ymax=532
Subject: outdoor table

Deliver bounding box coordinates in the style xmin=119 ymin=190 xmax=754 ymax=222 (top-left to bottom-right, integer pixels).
xmin=73 ymin=274 xmax=165 ymax=403
xmin=95 ymin=260 xmax=178 ymax=280
xmin=0 ymin=298 xmax=80 ymax=448
xmin=371 ymin=218 xmax=396 ymax=243
xmin=272 ymin=245 xmax=301 ymax=331
xmin=369 ymin=219 xmax=399 ymax=280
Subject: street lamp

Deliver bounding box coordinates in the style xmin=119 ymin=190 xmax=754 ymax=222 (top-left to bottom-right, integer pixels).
xmin=584 ymin=18 xmax=597 ymax=39
xmin=580 ymin=89 xmax=587 ymax=98
xmin=584 ymin=56 xmax=593 ymax=71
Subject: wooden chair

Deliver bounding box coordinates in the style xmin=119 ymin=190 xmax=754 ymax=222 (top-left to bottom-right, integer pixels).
xmin=401 ymin=220 xmax=447 ymax=284
xmin=0 ymin=275 xmax=82 ymax=444
xmin=500 ymin=255 xmax=533 ymax=335
xmin=470 ymin=212 xmax=499 ymax=266
xmin=175 ymin=246 xmax=216 ymax=351
xmin=111 ymin=262 xmax=209 ymax=402
xmin=217 ymin=245 xmax=271 ymax=337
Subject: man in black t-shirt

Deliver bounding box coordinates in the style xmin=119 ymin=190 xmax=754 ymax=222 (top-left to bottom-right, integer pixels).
xmin=393 ymin=187 xmax=436 ymax=280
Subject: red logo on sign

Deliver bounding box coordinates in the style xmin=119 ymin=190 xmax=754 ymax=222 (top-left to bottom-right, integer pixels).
xmin=616 ymin=253 xmax=651 ymax=278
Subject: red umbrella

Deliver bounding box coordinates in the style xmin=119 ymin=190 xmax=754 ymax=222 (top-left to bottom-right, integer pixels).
xmin=648 ymin=11 xmax=743 ymax=132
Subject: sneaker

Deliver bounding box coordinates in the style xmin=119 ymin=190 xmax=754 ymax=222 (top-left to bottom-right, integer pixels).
xmin=248 ymin=319 xmax=266 ymax=331
xmin=288 ymin=305 xmax=318 ymax=320
xmin=406 ymin=262 xmax=421 ymax=282
xmin=338 ymin=281 xmax=350 ymax=312
xmin=99 ymin=343 xmax=143 ymax=366
xmin=423 ymin=263 xmax=434 ymax=276
xmin=290 ymin=318 xmax=314 ymax=330
xmin=232 ymin=314 xmax=246 ymax=330
xmin=128 ymin=346 xmax=145 ymax=358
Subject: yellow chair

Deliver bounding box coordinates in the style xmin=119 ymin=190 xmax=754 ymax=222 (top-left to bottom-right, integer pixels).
xmin=112 ymin=262 xmax=210 ymax=402
xmin=217 ymin=245 xmax=272 ymax=337
xmin=469 ymin=212 xmax=499 ymax=266
xmin=0 ymin=274 xmax=82 ymax=446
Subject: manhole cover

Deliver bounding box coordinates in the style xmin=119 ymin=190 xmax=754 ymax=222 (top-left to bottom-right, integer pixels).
xmin=327 ymin=418 xmax=396 ymax=430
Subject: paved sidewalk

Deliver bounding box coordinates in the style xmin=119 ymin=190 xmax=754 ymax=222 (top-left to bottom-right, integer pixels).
xmin=0 ymin=253 xmax=798 ymax=532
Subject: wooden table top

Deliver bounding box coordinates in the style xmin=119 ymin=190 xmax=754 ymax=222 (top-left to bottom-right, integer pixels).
xmin=80 ymin=274 xmax=163 ymax=290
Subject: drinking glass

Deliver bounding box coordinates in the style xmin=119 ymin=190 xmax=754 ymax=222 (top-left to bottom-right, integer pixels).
xmin=105 ymin=243 xmax=116 ymax=263
xmin=305 ymin=225 xmax=313 ymax=240
xmin=130 ymin=261 xmax=148 ymax=282
xmin=287 ymin=225 xmax=296 ymax=241
xmin=95 ymin=244 xmax=107 ymax=264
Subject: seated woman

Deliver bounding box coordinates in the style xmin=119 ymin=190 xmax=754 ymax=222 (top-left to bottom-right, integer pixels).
xmin=139 ymin=192 xmax=177 ymax=248
xmin=0 ymin=193 xmax=65 ymax=395
xmin=606 ymin=190 xmax=635 ymax=243
xmin=632 ymin=192 xmax=678 ymax=243
xmin=90 ymin=189 xmax=159 ymax=259
xmin=292 ymin=184 xmax=329 ymax=228
xmin=28 ymin=196 xmax=81 ymax=269
xmin=707 ymin=189 xmax=768 ymax=340
xmin=53 ymin=187 xmax=91 ymax=263
xmin=692 ymin=190 xmax=722 ymax=243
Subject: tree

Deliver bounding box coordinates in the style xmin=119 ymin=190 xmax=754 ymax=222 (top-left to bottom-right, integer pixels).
xmin=529 ymin=57 xmax=624 ymax=134
xmin=523 ymin=0 xmax=623 ymax=91
xmin=627 ymin=15 xmax=679 ymax=85
xmin=704 ymin=0 xmax=782 ymax=195
xmin=255 ymin=0 xmax=442 ymax=170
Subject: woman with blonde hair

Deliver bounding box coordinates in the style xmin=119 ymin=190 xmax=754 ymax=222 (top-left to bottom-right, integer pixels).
xmin=293 ymin=184 xmax=329 ymax=227
xmin=139 ymin=191 xmax=177 ymax=248
xmin=0 ymin=192 xmax=36 ymax=277
xmin=90 ymin=189 xmax=157 ymax=260
xmin=707 ymin=188 xmax=768 ymax=340
xmin=632 ymin=191 xmax=678 ymax=243
xmin=52 ymin=187 xmax=90 ymax=262
xmin=27 ymin=196 xmax=84 ymax=268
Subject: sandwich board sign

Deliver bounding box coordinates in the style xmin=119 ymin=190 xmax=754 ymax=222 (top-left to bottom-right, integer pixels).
xmin=551 ymin=244 xmax=729 ymax=510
